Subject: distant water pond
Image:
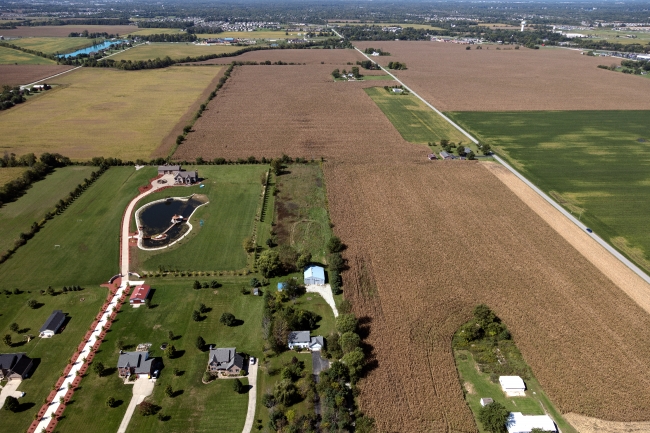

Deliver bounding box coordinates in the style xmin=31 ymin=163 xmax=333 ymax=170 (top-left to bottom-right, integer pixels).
xmin=58 ymin=40 xmax=127 ymax=58
xmin=136 ymin=196 xmax=207 ymax=249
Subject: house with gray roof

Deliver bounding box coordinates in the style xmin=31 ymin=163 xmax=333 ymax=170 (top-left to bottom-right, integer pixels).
xmin=207 ymin=347 xmax=244 ymax=375
xmin=174 ymin=170 xmax=199 ymax=185
xmin=117 ymin=351 xmax=156 ymax=378
xmin=158 ymin=165 xmax=181 ymax=175
xmin=288 ymin=331 xmax=324 ymax=351
xmin=0 ymin=353 xmax=34 ymax=381
xmin=39 ymin=310 xmax=66 ymax=338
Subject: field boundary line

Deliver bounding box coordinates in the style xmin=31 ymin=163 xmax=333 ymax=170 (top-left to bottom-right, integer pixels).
xmin=21 ymin=66 xmax=82 ymax=87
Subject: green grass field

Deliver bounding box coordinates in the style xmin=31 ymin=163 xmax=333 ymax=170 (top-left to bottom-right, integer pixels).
xmin=0 ymin=166 xmax=96 ymax=254
xmin=133 ymin=165 xmax=268 ymax=273
xmin=447 ymin=110 xmax=650 ymax=273
xmin=571 ymin=28 xmax=650 ymax=45
xmin=55 ymin=278 xmax=260 ymax=433
xmin=10 ymin=37 xmax=96 ymax=54
xmin=0 ymin=166 xmax=155 ymax=290
xmin=359 ymin=74 xmax=393 ymax=81
xmin=0 ymin=45 xmax=56 ymax=64
xmin=0 ymin=288 xmax=104 ymax=433
xmin=110 ymin=43 xmax=242 ymax=61
xmin=0 ymin=67 xmax=221 ymax=161
xmin=365 ymin=87 xmax=469 ymax=146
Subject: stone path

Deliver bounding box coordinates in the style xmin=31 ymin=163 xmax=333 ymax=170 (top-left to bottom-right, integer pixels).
xmin=117 ymin=378 xmax=155 ymax=433
xmin=306 ymin=284 xmax=339 ymax=317
xmin=0 ymin=380 xmax=23 ymax=409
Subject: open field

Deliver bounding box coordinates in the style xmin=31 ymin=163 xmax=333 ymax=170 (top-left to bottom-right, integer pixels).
xmin=564 ymin=413 xmax=650 ymax=433
xmin=0 ymin=166 xmax=96 ymax=254
xmin=0 ymin=166 xmax=26 ymax=184
xmin=55 ymin=279 xmax=256 ymax=433
xmin=10 ymin=37 xmax=97 ymax=54
xmin=0 ymin=25 xmax=136 ymax=37
xmin=109 ymin=43 xmax=242 ymax=61
xmin=353 ymin=41 xmax=650 ymax=111
xmin=0 ymin=64 xmax=75 ymax=86
xmin=324 ymin=161 xmax=650 ymax=431
xmin=0 ymin=166 xmax=155 ymax=290
xmin=132 ymin=165 xmax=268 ymax=273
xmin=569 ymin=28 xmax=650 ymax=45
xmin=190 ymin=47 xmax=365 ymax=65
xmin=0 ymin=286 xmax=103 ymax=433
xmin=448 ymin=110 xmax=650 ymax=274
xmin=0 ymin=45 xmax=56 ymax=64
xmin=364 ymin=86 xmax=467 ymax=144
xmin=174 ymin=64 xmax=434 ymax=163
xmin=0 ymin=67 xmax=222 ymax=161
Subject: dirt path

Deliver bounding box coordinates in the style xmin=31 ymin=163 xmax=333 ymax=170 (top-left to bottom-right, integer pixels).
xmin=241 ymin=362 xmax=258 ymax=433
xmin=484 ymin=162 xmax=650 ymax=316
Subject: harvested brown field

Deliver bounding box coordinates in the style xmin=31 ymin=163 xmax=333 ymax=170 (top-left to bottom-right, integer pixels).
xmin=175 ymin=64 xmax=411 ymax=162
xmin=324 ymin=160 xmax=650 ymax=431
xmin=190 ymin=47 xmax=365 ymax=65
xmin=0 ymin=25 xmax=136 ymax=37
xmin=564 ymin=413 xmax=650 ymax=433
xmin=0 ymin=64 xmax=75 ymax=86
xmin=353 ymin=41 xmax=650 ymax=111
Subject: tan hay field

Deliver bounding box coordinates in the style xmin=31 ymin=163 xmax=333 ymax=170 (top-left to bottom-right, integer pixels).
xmin=190 ymin=47 xmax=366 ymax=65
xmin=564 ymin=413 xmax=650 ymax=433
xmin=0 ymin=25 xmax=136 ymax=37
xmin=0 ymin=64 xmax=74 ymax=86
xmin=0 ymin=66 xmax=222 ymax=161
xmin=353 ymin=41 xmax=650 ymax=111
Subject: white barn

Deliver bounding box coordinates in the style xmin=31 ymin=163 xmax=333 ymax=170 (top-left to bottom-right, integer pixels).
xmin=304 ymin=265 xmax=325 ymax=286
xmin=499 ymin=376 xmax=526 ymax=396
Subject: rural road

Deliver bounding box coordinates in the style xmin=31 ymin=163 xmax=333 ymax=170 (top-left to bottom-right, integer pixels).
xmin=241 ymin=362 xmax=258 ymax=433
xmin=117 ymin=378 xmax=155 ymax=433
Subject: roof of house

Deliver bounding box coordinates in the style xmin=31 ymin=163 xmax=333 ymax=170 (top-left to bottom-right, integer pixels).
xmin=479 ymin=397 xmax=494 ymax=406
xmin=304 ymin=265 xmax=325 ymax=281
xmin=277 ymin=282 xmax=285 ymax=290
xmin=130 ymin=284 xmax=150 ymax=301
xmin=440 ymin=151 xmax=451 ymax=158
xmin=464 ymin=147 xmax=472 ymax=153
xmin=288 ymin=331 xmax=311 ymax=345
xmin=40 ymin=310 xmax=66 ymax=333
xmin=499 ymin=376 xmax=526 ymax=390
xmin=117 ymin=351 xmax=153 ymax=374
xmin=175 ymin=171 xmax=198 ymax=179
xmin=11 ymin=354 xmax=33 ymax=376
xmin=507 ymin=412 xmax=557 ymax=433
xmin=0 ymin=353 xmax=31 ymax=374
xmin=158 ymin=165 xmax=181 ymax=172
xmin=309 ymin=336 xmax=324 ymax=347
xmin=208 ymin=347 xmax=244 ymax=370
xmin=0 ymin=353 xmax=19 ymax=370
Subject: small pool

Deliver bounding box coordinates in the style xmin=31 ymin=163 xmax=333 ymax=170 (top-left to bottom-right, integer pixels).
xmin=58 ymin=40 xmax=127 ymax=58
xmin=136 ymin=196 xmax=207 ymax=249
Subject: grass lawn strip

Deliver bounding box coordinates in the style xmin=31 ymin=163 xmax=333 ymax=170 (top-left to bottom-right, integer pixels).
xmin=0 ymin=45 xmax=56 ymax=64
xmin=109 ymin=43 xmax=242 ymax=62
xmin=10 ymin=37 xmax=99 ymax=55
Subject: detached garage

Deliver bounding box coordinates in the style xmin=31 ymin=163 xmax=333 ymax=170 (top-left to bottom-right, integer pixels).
xmin=304 ymin=265 xmax=325 ymax=286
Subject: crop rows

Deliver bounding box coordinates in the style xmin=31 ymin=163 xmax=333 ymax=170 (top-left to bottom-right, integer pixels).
xmin=0 ymin=64 xmax=74 ymax=86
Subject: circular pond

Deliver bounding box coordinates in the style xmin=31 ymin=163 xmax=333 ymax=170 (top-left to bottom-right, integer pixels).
xmin=136 ymin=195 xmax=208 ymax=249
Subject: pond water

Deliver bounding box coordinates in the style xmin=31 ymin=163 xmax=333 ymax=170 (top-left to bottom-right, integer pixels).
xmin=58 ymin=40 xmax=127 ymax=58
xmin=137 ymin=197 xmax=204 ymax=249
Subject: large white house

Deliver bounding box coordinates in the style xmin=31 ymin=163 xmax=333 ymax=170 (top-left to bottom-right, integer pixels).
xmin=499 ymin=376 xmax=526 ymax=396
xmin=507 ymin=412 xmax=557 ymax=433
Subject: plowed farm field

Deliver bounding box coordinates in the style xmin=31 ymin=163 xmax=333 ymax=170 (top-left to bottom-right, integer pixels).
xmin=352 ymin=41 xmax=650 ymax=111
xmin=189 ymin=47 xmax=366 ymax=65
xmin=324 ymin=161 xmax=650 ymax=431
xmin=0 ymin=25 xmax=136 ymax=37
xmin=0 ymin=64 xmax=74 ymax=86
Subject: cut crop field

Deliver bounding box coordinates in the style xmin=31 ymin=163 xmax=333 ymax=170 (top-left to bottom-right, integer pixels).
xmin=0 ymin=166 xmax=155 ymax=291
xmin=364 ymin=86 xmax=467 ymax=144
xmin=55 ymin=278 xmax=257 ymax=433
xmin=352 ymin=41 xmax=650 ymax=111
xmin=0 ymin=64 xmax=75 ymax=86
xmin=448 ymin=110 xmax=650 ymax=274
xmin=0 ymin=45 xmax=56 ymax=64
xmin=0 ymin=66 xmax=222 ymax=161
xmin=191 ymin=47 xmax=365 ymax=65
xmin=109 ymin=43 xmax=242 ymax=61
xmin=10 ymin=37 xmax=96 ymax=54
xmin=132 ymin=165 xmax=268 ymax=273
xmin=0 ymin=25 xmax=136 ymax=37
xmin=324 ymin=161 xmax=650 ymax=431
xmin=0 ymin=166 xmax=26 ymax=185
xmin=0 ymin=166 xmax=96 ymax=254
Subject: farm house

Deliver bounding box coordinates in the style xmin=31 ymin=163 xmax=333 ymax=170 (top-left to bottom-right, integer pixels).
xmin=304 ymin=265 xmax=325 ymax=285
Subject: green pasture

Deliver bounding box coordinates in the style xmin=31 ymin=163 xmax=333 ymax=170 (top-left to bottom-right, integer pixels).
xmin=0 ymin=288 xmax=103 ymax=433
xmin=365 ymin=86 xmax=469 ymax=146
xmin=0 ymin=166 xmax=156 ymax=290
xmin=109 ymin=43 xmax=242 ymax=61
xmin=571 ymin=28 xmax=650 ymax=45
xmin=0 ymin=166 xmax=96 ymax=254
xmin=447 ymin=110 xmax=650 ymax=273
xmin=0 ymin=45 xmax=55 ymax=64
xmin=10 ymin=37 xmax=96 ymax=54
xmin=359 ymin=74 xmax=393 ymax=81
xmin=55 ymin=278 xmax=258 ymax=433
xmin=133 ymin=165 xmax=268 ymax=273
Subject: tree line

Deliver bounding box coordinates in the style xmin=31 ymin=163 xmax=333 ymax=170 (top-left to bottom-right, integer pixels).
xmin=133 ymin=33 xmax=197 ymax=43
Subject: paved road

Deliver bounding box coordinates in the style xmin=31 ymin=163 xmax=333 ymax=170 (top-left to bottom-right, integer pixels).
xmin=311 ymin=350 xmax=329 ymax=379
xmin=117 ymin=378 xmax=155 ymax=433
xmin=0 ymin=381 xmax=23 ymax=409
xmin=241 ymin=362 xmax=258 ymax=433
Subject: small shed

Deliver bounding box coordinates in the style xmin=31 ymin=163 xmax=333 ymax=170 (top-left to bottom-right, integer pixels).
xmin=39 ymin=310 xmax=66 ymax=337
xmin=464 ymin=147 xmax=472 ymax=155
xmin=479 ymin=397 xmax=494 ymax=407
xmin=277 ymin=282 xmax=285 ymax=292
xmin=130 ymin=284 xmax=151 ymax=306
xmin=253 ymin=288 xmax=260 ymax=296
xmin=304 ymin=265 xmax=325 ymax=286
xmin=499 ymin=376 xmax=526 ymax=396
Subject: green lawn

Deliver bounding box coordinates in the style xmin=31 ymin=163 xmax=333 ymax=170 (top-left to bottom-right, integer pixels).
xmin=0 ymin=288 xmax=104 ymax=433
xmin=0 ymin=166 xmax=156 ymax=290
xmin=447 ymin=110 xmax=650 ymax=274
xmin=55 ymin=278 xmax=261 ymax=433
xmin=0 ymin=45 xmax=56 ymax=64
xmin=110 ymin=43 xmax=242 ymax=61
xmin=359 ymin=74 xmax=393 ymax=80
xmin=365 ymin=86 xmax=468 ymax=145
xmin=132 ymin=165 xmax=268 ymax=273
xmin=0 ymin=166 xmax=96 ymax=254
xmin=10 ymin=37 xmax=96 ymax=54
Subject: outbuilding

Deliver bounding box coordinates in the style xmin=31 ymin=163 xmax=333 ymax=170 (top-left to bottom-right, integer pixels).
xmin=129 ymin=284 xmax=151 ymax=306
xmin=304 ymin=265 xmax=325 ymax=286
xmin=480 ymin=397 xmax=494 ymax=407
xmin=499 ymin=376 xmax=526 ymax=396
xmin=39 ymin=310 xmax=66 ymax=338
xmin=506 ymin=412 xmax=557 ymax=433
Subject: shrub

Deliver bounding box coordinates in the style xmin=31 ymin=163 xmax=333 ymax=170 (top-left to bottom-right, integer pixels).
xmin=220 ymin=312 xmax=236 ymax=326
xmin=232 ymin=378 xmax=244 ymax=394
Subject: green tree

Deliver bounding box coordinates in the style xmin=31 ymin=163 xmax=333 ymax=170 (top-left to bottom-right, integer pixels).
xmin=341 ymin=347 xmax=365 ymax=379
xmin=467 ymin=150 xmax=476 ymax=160
xmin=9 ymin=323 xmax=19 ymax=333
xmin=478 ymin=401 xmax=509 ymax=433
xmin=257 ymin=250 xmax=281 ymax=278
xmin=481 ymin=142 xmax=492 ymax=155
xmin=192 ymin=310 xmax=201 ymax=322
xmin=106 ymin=396 xmax=116 ymax=408
xmin=4 ymin=396 xmax=19 ymax=412
xmin=164 ymin=385 xmax=173 ymax=397
xmin=355 ymin=416 xmax=376 ymax=433
xmin=336 ymin=314 xmax=358 ymax=334
xmin=93 ymin=361 xmax=105 ymax=377
xmin=332 ymin=68 xmax=341 ymax=79
xmin=242 ymin=236 xmax=255 ymax=253
xmin=193 ymin=280 xmax=201 ymax=290
xmin=3 ymin=334 xmax=12 ymax=347
xmin=327 ymin=236 xmax=344 ymax=253
xmin=270 ymin=159 xmax=283 ymax=176
xmin=198 ymin=303 xmax=208 ymax=314
xmin=296 ymin=252 xmax=312 ymax=270
xmin=165 ymin=345 xmax=176 ymax=358
xmin=250 ymin=277 xmax=261 ymax=288
xmin=27 ymin=299 xmax=38 ymax=309
xmin=232 ymin=378 xmax=244 ymax=394
xmin=168 ymin=330 xmax=174 ymax=341
xmin=273 ymin=379 xmax=298 ymax=405
xmin=220 ymin=312 xmax=236 ymax=326
xmin=196 ymin=336 xmax=206 ymax=351
xmin=474 ymin=304 xmax=496 ymax=328
xmin=340 ymin=332 xmax=361 ymax=354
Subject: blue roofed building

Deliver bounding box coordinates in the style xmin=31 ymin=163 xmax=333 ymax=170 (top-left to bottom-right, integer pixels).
xmin=277 ymin=282 xmax=285 ymax=292
xmin=304 ymin=265 xmax=325 ymax=286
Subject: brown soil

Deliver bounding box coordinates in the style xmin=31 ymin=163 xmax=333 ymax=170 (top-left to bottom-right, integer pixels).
xmin=353 ymin=41 xmax=650 ymax=111
xmin=188 ymin=47 xmax=366 ymax=65
xmin=0 ymin=64 xmax=75 ymax=86
xmin=0 ymin=25 xmax=136 ymax=37
xmin=565 ymin=413 xmax=650 ymax=433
